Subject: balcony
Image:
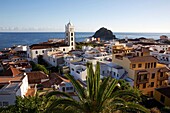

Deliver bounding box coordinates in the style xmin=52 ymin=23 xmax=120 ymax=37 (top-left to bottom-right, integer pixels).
xmin=158 ymin=75 xmax=169 ymax=81
xmin=136 ymin=78 xmax=149 ymax=84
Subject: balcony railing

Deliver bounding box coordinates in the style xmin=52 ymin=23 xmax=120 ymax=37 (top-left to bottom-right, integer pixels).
xmin=136 ymin=78 xmax=149 ymax=84
xmin=157 ymin=75 xmax=169 ymax=81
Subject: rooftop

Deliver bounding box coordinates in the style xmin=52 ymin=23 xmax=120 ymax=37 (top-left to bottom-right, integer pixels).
xmin=128 ymin=56 xmax=158 ymax=63
xmin=0 ymin=82 xmax=21 ymax=94
xmin=0 ymin=74 xmax=25 ymax=84
xmin=155 ymin=87 xmax=170 ymax=98
xmin=30 ymin=42 xmax=68 ymax=50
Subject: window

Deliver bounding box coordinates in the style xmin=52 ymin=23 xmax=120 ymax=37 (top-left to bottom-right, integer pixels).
xmin=35 ymin=51 xmax=38 ymax=54
xmin=151 ymin=63 xmax=153 ymax=68
xmin=76 ymin=71 xmax=80 ymax=74
xmin=71 ymin=33 xmax=74 ymax=36
xmin=138 ymin=64 xmax=142 ymax=68
xmin=66 ymin=33 xmax=68 ymax=36
xmin=3 ymin=102 xmax=9 ymax=107
xmin=145 ymin=63 xmax=147 ymax=68
xmin=141 ymin=52 xmax=143 ymax=56
xmin=151 ymin=73 xmax=155 ymax=79
xmin=141 ymin=74 xmax=147 ymax=80
xmin=151 ymin=82 xmax=154 ymax=87
xmin=71 ymin=37 xmax=73 ymax=41
xmin=42 ymin=50 xmax=44 ymax=53
xmin=143 ymin=83 xmax=146 ymax=88
xmin=0 ymin=102 xmax=2 ymax=107
xmin=132 ymin=64 xmax=136 ymax=68
xmin=160 ymin=95 xmax=165 ymax=103
xmin=148 ymin=63 xmax=150 ymax=68
xmin=137 ymin=52 xmax=139 ymax=56
xmin=71 ymin=68 xmax=74 ymax=71
xmin=160 ymin=72 xmax=163 ymax=77
xmin=66 ymin=87 xmax=73 ymax=91
xmin=154 ymin=62 xmax=156 ymax=68
xmin=62 ymin=87 xmax=65 ymax=92
xmin=63 ymin=48 xmax=65 ymax=51
xmin=70 ymin=87 xmax=73 ymax=90
xmin=71 ymin=42 xmax=73 ymax=46
xmin=102 ymin=71 xmax=104 ymax=74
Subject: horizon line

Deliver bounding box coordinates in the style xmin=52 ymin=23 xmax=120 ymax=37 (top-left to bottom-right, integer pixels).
xmin=0 ymin=31 xmax=170 ymax=34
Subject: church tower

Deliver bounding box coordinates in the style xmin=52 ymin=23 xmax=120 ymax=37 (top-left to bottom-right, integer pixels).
xmin=65 ymin=22 xmax=75 ymax=50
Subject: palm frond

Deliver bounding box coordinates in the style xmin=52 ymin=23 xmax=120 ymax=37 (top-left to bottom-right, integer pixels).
xmin=111 ymin=89 xmax=141 ymax=101
xmin=46 ymin=98 xmax=83 ymax=113
xmin=46 ymin=90 xmax=73 ymax=99
xmin=116 ymin=102 xmax=150 ymax=113
xmin=65 ymin=74 xmax=86 ymax=101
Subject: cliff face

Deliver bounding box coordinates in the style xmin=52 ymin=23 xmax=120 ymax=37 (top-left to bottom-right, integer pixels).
xmin=93 ymin=27 xmax=116 ymax=40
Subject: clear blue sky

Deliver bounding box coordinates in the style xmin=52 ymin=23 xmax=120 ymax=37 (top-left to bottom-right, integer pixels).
xmin=0 ymin=0 xmax=170 ymax=32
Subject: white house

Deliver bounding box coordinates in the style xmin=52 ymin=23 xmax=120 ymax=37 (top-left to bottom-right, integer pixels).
xmin=43 ymin=48 xmax=64 ymax=67
xmin=27 ymin=22 xmax=75 ymax=63
xmin=151 ymin=44 xmax=170 ymax=52
xmin=0 ymin=73 xmax=29 ymax=107
xmin=13 ymin=45 xmax=27 ymax=52
xmin=70 ymin=62 xmax=87 ymax=81
xmin=151 ymin=51 xmax=170 ymax=67
xmin=58 ymin=81 xmax=75 ymax=93
xmin=100 ymin=62 xmax=127 ymax=79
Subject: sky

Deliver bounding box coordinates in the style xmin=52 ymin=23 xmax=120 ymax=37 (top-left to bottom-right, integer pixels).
xmin=0 ymin=0 xmax=170 ymax=32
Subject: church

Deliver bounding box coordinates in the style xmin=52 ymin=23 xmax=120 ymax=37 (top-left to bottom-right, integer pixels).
xmin=27 ymin=22 xmax=75 ymax=62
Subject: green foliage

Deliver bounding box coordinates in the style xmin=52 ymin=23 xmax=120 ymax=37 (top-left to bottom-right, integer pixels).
xmin=0 ymin=94 xmax=57 ymax=113
xmin=30 ymin=61 xmax=49 ymax=74
xmin=34 ymin=64 xmax=49 ymax=74
xmin=46 ymin=62 xmax=149 ymax=113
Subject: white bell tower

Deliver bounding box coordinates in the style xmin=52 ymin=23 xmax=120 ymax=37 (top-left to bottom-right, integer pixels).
xmin=65 ymin=22 xmax=75 ymax=50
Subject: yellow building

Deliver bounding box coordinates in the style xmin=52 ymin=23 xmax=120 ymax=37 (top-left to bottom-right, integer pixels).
xmin=112 ymin=45 xmax=133 ymax=54
xmin=112 ymin=46 xmax=169 ymax=97
xmin=154 ymin=87 xmax=170 ymax=106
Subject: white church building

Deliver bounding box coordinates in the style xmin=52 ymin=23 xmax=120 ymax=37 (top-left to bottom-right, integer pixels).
xmin=27 ymin=22 xmax=75 ymax=62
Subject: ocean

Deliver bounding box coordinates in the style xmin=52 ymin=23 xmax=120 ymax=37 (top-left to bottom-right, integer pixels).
xmin=0 ymin=32 xmax=170 ymax=50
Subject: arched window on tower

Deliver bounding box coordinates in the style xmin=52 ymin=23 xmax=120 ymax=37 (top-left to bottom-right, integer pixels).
xmin=71 ymin=42 xmax=73 ymax=46
xmin=71 ymin=37 xmax=73 ymax=41
xmin=71 ymin=33 xmax=74 ymax=36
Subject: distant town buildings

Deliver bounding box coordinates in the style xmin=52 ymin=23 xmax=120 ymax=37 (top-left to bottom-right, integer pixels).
xmin=1 ymin=22 xmax=170 ymax=107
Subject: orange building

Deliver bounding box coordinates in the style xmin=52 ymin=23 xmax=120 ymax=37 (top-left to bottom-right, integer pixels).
xmin=112 ymin=46 xmax=169 ymax=97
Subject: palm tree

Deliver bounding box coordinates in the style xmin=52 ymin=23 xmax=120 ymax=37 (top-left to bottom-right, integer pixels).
xmin=46 ymin=62 xmax=149 ymax=113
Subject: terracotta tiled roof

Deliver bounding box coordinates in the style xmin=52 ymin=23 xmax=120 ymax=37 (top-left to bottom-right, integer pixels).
xmin=27 ymin=71 xmax=49 ymax=83
xmin=11 ymin=67 xmax=22 ymax=77
xmin=0 ymin=74 xmax=24 ymax=83
xmin=1 ymin=66 xmax=22 ymax=77
xmin=30 ymin=42 xmax=68 ymax=50
xmin=41 ymin=73 xmax=67 ymax=88
xmin=129 ymin=56 xmax=158 ymax=63
xmin=11 ymin=56 xmax=21 ymax=59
